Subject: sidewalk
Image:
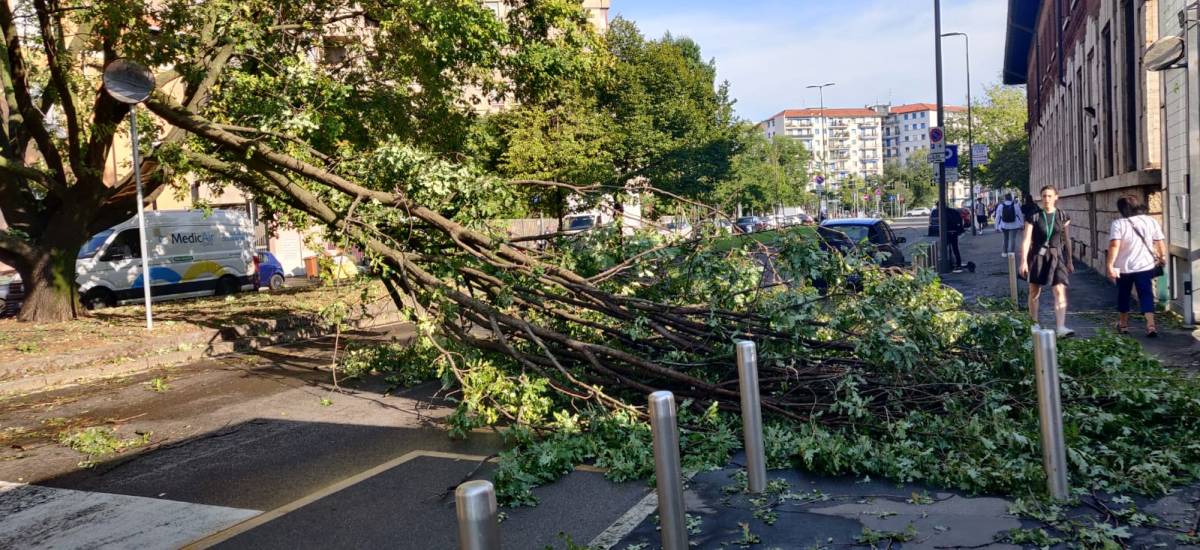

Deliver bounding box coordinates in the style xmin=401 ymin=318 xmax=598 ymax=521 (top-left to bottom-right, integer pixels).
xmin=942 ymin=229 xmax=1200 ymax=369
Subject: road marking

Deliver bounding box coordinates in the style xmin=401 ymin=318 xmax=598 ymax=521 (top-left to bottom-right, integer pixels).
xmin=587 ymin=491 xmax=659 ymax=549
xmin=181 ymin=450 xmax=492 ymax=549
xmin=0 ymin=481 xmax=257 ymax=550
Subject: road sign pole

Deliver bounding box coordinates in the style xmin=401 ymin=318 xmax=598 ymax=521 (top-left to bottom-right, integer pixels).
xmin=130 ymin=106 xmax=153 ymax=331
xmin=934 ymin=0 xmax=950 ymax=273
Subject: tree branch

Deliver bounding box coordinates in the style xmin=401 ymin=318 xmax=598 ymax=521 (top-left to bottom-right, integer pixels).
xmin=33 ymin=0 xmax=81 ymax=177
xmin=0 ymin=0 xmax=68 ymax=195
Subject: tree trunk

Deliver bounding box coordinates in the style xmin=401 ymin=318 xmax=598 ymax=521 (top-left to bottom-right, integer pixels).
xmin=16 ymin=244 xmax=82 ymax=322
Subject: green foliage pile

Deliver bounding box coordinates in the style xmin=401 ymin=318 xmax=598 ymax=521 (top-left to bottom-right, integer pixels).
xmin=350 ymin=228 xmax=1200 ymax=506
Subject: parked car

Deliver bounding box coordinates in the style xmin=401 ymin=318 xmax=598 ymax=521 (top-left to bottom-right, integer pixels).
xmin=798 ymin=213 xmax=816 ymax=226
xmin=662 ymin=220 xmax=693 ymax=239
xmin=905 ymin=207 xmax=931 ymax=217
xmin=255 ymin=250 xmax=287 ymax=290
xmin=562 ymin=214 xmax=598 ymax=235
xmin=0 ymin=271 xmax=22 ymax=318
xmin=819 ymin=218 xmax=907 ymax=267
xmin=734 ymin=216 xmax=764 ymax=234
xmin=926 ymin=207 xmax=972 ymax=237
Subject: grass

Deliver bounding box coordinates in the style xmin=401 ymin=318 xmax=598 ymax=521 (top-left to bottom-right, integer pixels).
xmin=56 ymin=426 xmax=151 ymax=467
xmin=0 ymin=279 xmax=387 ymax=364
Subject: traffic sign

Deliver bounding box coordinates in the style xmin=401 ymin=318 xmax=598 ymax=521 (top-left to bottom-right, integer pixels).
xmin=944 ymin=145 xmax=959 ymax=169
xmin=971 ymin=143 xmax=989 ymax=165
xmin=875 ymin=189 xmax=881 ymax=196
xmin=929 ymin=126 xmax=945 ymax=154
xmin=946 ymin=167 xmax=959 ymax=183
xmin=927 ymin=151 xmax=945 ymax=163
xmin=815 ymin=175 xmax=825 ymax=185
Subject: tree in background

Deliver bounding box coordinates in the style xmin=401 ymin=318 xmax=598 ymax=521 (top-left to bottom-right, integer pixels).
xmin=946 ymin=83 xmax=1029 ymax=194
xmin=882 ymin=149 xmax=936 ymax=208
xmin=712 ymin=130 xmax=810 ymax=214
xmin=476 ymin=17 xmax=741 ymax=222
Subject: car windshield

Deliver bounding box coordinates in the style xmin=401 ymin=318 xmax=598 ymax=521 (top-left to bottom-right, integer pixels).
xmin=77 ymin=229 xmax=114 ymax=259
xmin=828 ymin=225 xmax=869 ymax=242
xmin=567 ymin=217 xmax=594 ymax=230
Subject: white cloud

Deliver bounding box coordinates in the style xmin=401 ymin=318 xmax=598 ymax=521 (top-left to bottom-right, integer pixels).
xmin=616 ymin=0 xmax=1011 ymax=122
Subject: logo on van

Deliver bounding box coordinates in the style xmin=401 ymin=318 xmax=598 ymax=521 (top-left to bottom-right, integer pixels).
xmin=170 ymin=232 xmax=215 ymax=246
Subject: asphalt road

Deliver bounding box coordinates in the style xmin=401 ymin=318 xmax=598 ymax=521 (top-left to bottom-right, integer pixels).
xmin=0 ymin=325 xmax=648 ymax=549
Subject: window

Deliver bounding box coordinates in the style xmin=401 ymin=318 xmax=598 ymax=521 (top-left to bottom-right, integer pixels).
xmin=1122 ymin=0 xmax=1137 ymax=172
xmin=920 ymin=112 xmax=926 ymax=118
xmin=105 ymin=229 xmax=143 ymax=260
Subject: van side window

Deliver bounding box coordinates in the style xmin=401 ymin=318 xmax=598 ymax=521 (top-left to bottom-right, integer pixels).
xmin=108 ymin=229 xmax=143 ymax=259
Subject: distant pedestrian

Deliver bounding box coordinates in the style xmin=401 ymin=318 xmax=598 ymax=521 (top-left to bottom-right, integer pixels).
xmin=1020 ymin=191 xmax=1039 ymax=220
xmin=1019 ymin=185 xmax=1074 ymax=337
xmin=939 ymin=201 xmax=964 ymax=270
xmin=1105 ymin=195 xmax=1166 ymax=337
xmin=974 ymin=200 xmax=988 ymax=231
xmin=994 ymin=193 xmax=1024 ymax=256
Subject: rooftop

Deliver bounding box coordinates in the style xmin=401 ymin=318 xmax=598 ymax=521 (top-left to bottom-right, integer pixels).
xmin=1001 ymin=0 xmax=1042 ymax=85
xmin=889 ymin=103 xmax=966 ymax=114
xmin=770 ymin=108 xmax=882 ymax=120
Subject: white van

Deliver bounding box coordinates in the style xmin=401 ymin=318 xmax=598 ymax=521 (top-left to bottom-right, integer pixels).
xmin=75 ymin=210 xmax=257 ymax=309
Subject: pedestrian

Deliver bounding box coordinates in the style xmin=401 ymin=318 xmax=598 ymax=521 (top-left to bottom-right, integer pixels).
xmin=1020 ymin=191 xmax=1039 ymax=220
xmin=1019 ymin=185 xmax=1074 ymax=337
xmin=939 ymin=201 xmax=964 ymax=270
xmin=974 ymin=200 xmax=988 ymax=231
xmin=1105 ymin=195 xmax=1166 ymax=337
xmin=994 ymin=193 xmax=1024 ymax=256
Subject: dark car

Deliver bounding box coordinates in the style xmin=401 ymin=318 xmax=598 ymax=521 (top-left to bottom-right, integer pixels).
xmin=734 ymin=216 xmax=764 ymax=234
xmin=255 ymin=251 xmax=286 ymax=290
xmin=928 ymin=207 xmax=971 ymax=236
xmin=819 ymin=218 xmax=908 ymax=267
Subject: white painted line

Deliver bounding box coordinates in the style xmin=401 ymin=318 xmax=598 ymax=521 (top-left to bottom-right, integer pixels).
xmin=587 ymin=491 xmax=659 ymax=549
xmin=0 ymin=481 xmax=258 ymax=550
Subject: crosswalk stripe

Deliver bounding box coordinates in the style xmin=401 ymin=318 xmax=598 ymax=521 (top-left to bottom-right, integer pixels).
xmin=0 ymin=481 xmax=258 ymax=550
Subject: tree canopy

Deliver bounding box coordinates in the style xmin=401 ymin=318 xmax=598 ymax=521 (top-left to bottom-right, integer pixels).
xmin=945 ymin=83 xmax=1029 ymax=193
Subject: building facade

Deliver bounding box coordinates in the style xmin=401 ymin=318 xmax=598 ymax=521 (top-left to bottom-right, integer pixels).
xmin=761 ymin=108 xmax=883 ymax=185
xmin=1003 ymin=0 xmax=1163 ymax=279
xmin=881 ymin=103 xmax=966 ymax=164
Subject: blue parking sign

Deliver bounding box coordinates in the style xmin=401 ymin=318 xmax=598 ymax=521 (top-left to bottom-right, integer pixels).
xmin=944 ymin=145 xmax=959 ymax=169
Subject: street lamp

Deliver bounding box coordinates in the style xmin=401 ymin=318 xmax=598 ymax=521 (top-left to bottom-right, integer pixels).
xmin=102 ymin=59 xmax=156 ymax=330
xmin=806 ymin=82 xmax=835 ymax=215
xmin=941 ymin=31 xmax=976 ymax=235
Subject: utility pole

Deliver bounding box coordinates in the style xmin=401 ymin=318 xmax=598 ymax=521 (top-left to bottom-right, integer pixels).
xmin=943 ymin=31 xmax=975 ymax=234
xmin=807 ymin=82 xmax=835 ymax=214
xmin=934 ymin=0 xmax=950 ymax=273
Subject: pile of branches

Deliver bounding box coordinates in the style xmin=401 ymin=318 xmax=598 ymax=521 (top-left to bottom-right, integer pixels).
xmin=148 ymin=96 xmax=991 ymax=427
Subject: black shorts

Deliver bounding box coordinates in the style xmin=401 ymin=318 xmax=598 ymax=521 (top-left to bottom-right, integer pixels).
xmin=1027 ymin=250 xmax=1070 ymax=287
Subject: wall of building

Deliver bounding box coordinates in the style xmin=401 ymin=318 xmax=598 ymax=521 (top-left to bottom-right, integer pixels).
xmin=761 ymin=109 xmax=882 ymax=187
xmin=1026 ymin=0 xmax=1162 ymax=274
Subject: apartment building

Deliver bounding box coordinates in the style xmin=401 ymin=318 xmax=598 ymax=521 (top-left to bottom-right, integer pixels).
xmin=760 ymin=108 xmax=883 ymax=185
xmin=880 ymin=103 xmax=967 ymax=164
xmin=1003 ymin=0 xmax=1165 ymax=300
xmin=480 ymin=0 xmax=610 ymax=32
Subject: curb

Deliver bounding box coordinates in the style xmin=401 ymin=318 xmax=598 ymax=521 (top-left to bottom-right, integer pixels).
xmin=0 ymin=303 xmax=407 ymax=398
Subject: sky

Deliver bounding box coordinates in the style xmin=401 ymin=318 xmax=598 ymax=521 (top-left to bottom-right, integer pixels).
xmin=611 ymin=0 xmax=1010 ymax=122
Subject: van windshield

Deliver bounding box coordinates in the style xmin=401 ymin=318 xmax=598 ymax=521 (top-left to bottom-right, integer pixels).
xmin=77 ymin=229 xmax=114 ymax=259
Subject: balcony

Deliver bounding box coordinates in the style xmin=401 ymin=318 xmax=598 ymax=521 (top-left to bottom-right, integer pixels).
xmin=829 ymin=120 xmax=848 ymax=128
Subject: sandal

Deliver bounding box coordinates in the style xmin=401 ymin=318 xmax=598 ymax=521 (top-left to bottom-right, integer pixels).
xmin=1116 ymin=323 xmax=1129 ymax=335
xmin=1147 ymin=326 xmax=1159 ymax=338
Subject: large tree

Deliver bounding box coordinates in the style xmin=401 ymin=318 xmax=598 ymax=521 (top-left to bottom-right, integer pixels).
xmin=0 ymin=0 xmax=583 ymax=322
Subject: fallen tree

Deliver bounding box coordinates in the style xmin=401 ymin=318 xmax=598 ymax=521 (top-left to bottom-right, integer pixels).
xmin=148 ymin=93 xmax=1200 ymax=508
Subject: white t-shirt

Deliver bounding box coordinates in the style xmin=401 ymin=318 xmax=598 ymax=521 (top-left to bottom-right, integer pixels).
xmin=1109 ymin=215 xmax=1164 ymax=274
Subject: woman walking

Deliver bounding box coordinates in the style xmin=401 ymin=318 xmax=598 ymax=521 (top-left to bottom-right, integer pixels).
xmin=1019 ymin=185 xmax=1075 ymax=337
xmin=1105 ymin=195 xmax=1166 ymax=337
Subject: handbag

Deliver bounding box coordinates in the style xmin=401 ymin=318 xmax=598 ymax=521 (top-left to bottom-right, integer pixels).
xmin=1129 ymin=218 xmax=1166 ymax=277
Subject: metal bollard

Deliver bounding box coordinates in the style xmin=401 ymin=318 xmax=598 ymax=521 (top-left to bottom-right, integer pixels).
xmin=1008 ymin=253 xmax=1019 ymax=309
xmin=735 ymin=341 xmax=767 ymax=494
xmin=455 ymin=480 xmax=500 ymax=550
xmin=1032 ymin=328 xmax=1069 ymax=500
xmin=649 ymin=391 xmax=688 ymax=550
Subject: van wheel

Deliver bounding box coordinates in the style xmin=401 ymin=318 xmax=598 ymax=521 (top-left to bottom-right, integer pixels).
xmin=215 ymin=276 xmax=241 ymax=296
xmin=83 ymin=288 xmax=115 ymax=310
xmin=268 ymin=274 xmax=285 ymax=290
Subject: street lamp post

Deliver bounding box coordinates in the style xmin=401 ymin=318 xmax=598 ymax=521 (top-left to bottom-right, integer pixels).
xmin=933 ymin=0 xmax=951 ymax=273
xmin=942 ymin=31 xmax=975 ymax=235
xmin=807 ymin=82 xmax=835 ymax=214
